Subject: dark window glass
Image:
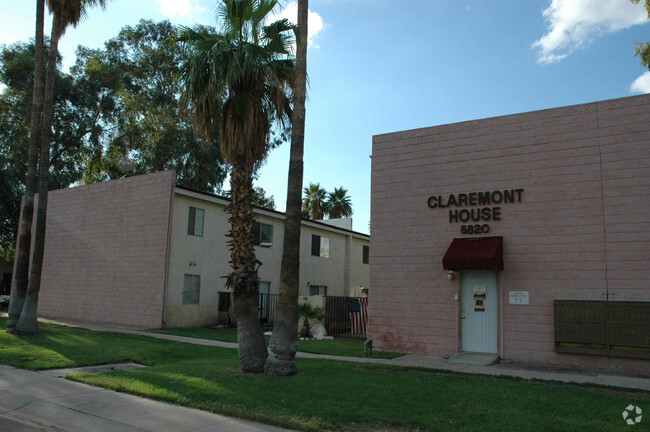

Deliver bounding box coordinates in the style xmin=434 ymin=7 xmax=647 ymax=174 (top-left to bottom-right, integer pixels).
xmin=311 ymin=234 xmax=320 ymax=256
xmin=187 ymin=207 xmax=204 ymax=237
xmin=254 ymin=222 xmax=273 ymax=247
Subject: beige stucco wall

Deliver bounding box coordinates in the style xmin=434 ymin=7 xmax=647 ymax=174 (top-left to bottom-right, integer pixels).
xmin=300 ymin=223 xmax=346 ymax=296
xmin=37 ymin=171 xmax=175 ymax=328
xmin=370 ymin=94 xmax=650 ymax=370
xmin=348 ymin=237 xmax=370 ymax=297
xmin=299 ymin=221 xmax=370 ymax=297
xmin=165 ymin=190 xmax=231 ymax=328
xmin=165 ymin=188 xmax=370 ymax=327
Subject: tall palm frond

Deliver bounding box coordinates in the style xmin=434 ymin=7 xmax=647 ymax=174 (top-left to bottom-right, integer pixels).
xmin=327 ymin=187 xmax=353 ymax=219
xmin=177 ymin=0 xmax=296 ymax=373
xmin=178 ymin=0 xmax=295 ymax=168
xmin=302 ymin=183 xmax=328 ymax=220
xmin=47 ymin=0 xmax=108 ymax=33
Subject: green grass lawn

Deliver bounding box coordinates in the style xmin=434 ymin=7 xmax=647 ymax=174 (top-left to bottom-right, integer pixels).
xmin=151 ymin=327 xmax=403 ymax=359
xmin=0 ymin=318 xmax=647 ymax=432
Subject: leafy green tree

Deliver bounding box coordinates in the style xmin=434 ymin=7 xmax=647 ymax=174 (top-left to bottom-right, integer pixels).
xmin=266 ymin=0 xmax=308 ymax=376
xmin=0 ymin=136 xmax=24 ymax=260
xmin=1 ymin=20 xmax=231 ymax=268
xmin=632 ymin=1 xmax=650 ymax=67
xmin=72 ymin=19 xmax=227 ymax=190
xmin=327 ymin=186 xmax=352 ymax=219
xmin=178 ymin=0 xmax=295 ymax=373
xmin=0 ymin=39 xmax=103 ymax=277
xmin=0 ymin=43 xmax=30 ymax=257
xmin=302 ymin=182 xmax=328 ymax=220
xmin=252 ymin=187 xmax=276 ymax=209
xmin=297 ymin=302 xmax=323 ymax=338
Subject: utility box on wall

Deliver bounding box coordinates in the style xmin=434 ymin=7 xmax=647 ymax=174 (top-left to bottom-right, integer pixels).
xmin=554 ymin=300 xmax=650 ymax=360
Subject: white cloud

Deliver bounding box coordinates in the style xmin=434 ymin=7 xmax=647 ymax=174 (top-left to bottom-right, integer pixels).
xmin=270 ymin=2 xmax=325 ymax=49
xmin=630 ymin=71 xmax=650 ymax=93
xmin=533 ymin=0 xmax=647 ymax=64
xmin=157 ymin=0 xmax=203 ymax=18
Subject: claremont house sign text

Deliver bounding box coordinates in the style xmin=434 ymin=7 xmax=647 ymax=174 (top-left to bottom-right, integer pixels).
xmin=428 ymin=188 xmax=524 ymax=235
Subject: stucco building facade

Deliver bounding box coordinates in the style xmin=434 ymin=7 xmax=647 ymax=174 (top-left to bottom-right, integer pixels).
xmin=31 ymin=171 xmax=369 ymax=328
xmin=370 ymin=94 xmax=650 ymax=371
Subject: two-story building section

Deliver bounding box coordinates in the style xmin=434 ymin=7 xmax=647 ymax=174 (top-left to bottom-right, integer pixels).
xmin=28 ymin=170 xmax=369 ymax=329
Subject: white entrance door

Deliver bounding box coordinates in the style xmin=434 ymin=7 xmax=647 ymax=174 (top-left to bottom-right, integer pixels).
xmin=461 ymin=269 xmax=498 ymax=353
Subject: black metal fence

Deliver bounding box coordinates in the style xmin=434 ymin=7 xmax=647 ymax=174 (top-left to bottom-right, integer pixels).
xmin=325 ymin=296 xmax=368 ymax=339
xmin=217 ymin=292 xmax=278 ymax=331
xmin=216 ymin=292 xmax=368 ymax=339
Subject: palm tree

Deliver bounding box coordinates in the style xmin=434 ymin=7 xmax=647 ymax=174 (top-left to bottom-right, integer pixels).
xmin=297 ymin=302 xmax=323 ymax=338
xmin=13 ymin=0 xmax=110 ymax=334
xmin=6 ymin=0 xmax=46 ymax=334
xmin=302 ymin=182 xmax=328 ymax=220
xmin=327 ymin=187 xmax=353 ymax=219
xmin=265 ymin=0 xmax=308 ymax=376
xmin=178 ymin=0 xmax=295 ymax=372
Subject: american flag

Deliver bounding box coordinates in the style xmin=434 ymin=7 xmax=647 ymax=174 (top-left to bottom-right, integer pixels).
xmin=347 ymin=297 xmax=368 ymax=336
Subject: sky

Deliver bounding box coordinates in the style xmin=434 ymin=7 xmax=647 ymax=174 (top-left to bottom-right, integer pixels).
xmin=2 ymin=0 xmax=650 ymax=235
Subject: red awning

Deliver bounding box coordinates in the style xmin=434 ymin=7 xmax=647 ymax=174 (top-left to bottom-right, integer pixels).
xmin=442 ymin=236 xmax=504 ymax=270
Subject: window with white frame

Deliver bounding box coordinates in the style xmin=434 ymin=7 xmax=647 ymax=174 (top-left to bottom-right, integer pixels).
xmin=187 ymin=206 xmax=204 ymax=237
xmin=254 ymin=222 xmax=273 ymax=247
xmin=363 ymin=245 xmax=369 ymax=264
xmin=309 ymin=285 xmax=327 ymax=296
xmin=183 ymin=274 xmax=200 ymax=304
xmin=311 ymin=234 xmax=330 ymax=258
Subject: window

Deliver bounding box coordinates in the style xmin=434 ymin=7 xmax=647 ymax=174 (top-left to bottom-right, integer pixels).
xmin=363 ymin=245 xmax=369 ymax=264
xmin=183 ymin=274 xmax=200 ymax=304
xmin=254 ymin=222 xmax=273 ymax=247
xmin=311 ymin=234 xmax=330 ymax=258
xmin=309 ymin=285 xmax=328 ymax=296
xmin=187 ymin=207 xmax=204 ymax=237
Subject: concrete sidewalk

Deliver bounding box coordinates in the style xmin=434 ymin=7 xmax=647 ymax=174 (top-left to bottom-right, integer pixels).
xmin=0 ymin=365 xmax=294 ymax=432
xmin=1 ymin=316 xmax=649 ymax=431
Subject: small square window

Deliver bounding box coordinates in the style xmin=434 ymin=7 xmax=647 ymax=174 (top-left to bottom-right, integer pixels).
xmin=254 ymin=222 xmax=273 ymax=247
xmin=187 ymin=207 xmax=204 ymax=237
xmin=309 ymin=285 xmax=327 ymax=296
xmin=363 ymin=245 xmax=369 ymax=264
xmin=183 ymin=274 xmax=200 ymax=304
xmin=311 ymin=234 xmax=329 ymax=258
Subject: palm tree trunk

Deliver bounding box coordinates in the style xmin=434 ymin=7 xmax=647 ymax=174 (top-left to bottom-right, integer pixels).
xmin=15 ymin=14 xmax=63 ymax=335
xmin=229 ymin=160 xmax=268 ymax=372
xmin=7 ymin=0 xmax=46 ymax=334
xmin=265 ymin=0 xmax=308 ymax=376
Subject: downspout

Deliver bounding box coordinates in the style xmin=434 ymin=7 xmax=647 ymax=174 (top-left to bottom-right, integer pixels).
xmin=161 ymin=171 xmax=176 ymax=328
